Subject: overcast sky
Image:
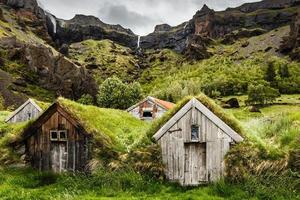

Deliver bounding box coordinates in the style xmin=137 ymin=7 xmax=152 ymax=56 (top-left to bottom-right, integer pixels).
xmin=38 ymin=0 xmax=260 ymax=36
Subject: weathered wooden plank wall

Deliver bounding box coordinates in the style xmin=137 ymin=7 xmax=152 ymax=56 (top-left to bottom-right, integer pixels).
xmin=158 ymin=107 xmax=233 ymax=186
xmin=7 ymin=103 xmax=41 ymax=123
xmin=26 ymin=111 xmax=90 ymax=172
xmin=128 ymin=100 xmax=167 ymax=120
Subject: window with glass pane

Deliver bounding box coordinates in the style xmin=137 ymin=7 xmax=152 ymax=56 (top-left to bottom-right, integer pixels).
xmin=50 ymin=131 xmax=58 ymax=141
xmin=191 ymin=125 xmax=199 ymax=141
xmin=59 ymin=131 xmax=67 ymax=141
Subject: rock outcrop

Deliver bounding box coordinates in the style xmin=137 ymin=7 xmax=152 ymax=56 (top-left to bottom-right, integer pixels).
xmin=51 ymin=14 xmax=137 ymax=48
xmin=3 ymin=0 xmax=52 ymax=43
xmin=140 ymin=1 xmax=299 ymax=58
xmin=154 ymin=24 xmax=172 ymax=33
xmin=0 ymin=37 xmax=97 ymax=100
xmin=280 ymin=10 xmax=300 ymax=60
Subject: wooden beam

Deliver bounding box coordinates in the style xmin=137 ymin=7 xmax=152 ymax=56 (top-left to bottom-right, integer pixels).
xmin=153 ymin=100 xmax=193 ymax=141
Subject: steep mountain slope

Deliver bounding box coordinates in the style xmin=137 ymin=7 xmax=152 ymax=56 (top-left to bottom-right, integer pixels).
xmin=0 ymin=0 xmax=97 ymax=108
xmin=68 ymin=39 xmax=140 ymax=84
xmin=0 ymin=0 xmax=299 ymax=109
xmin=140 ymin=0 xmax=299 ymax=56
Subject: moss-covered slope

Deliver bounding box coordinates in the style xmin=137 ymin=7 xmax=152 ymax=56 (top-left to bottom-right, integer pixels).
xmin=69 ymin=39 xmax=140 ymax=84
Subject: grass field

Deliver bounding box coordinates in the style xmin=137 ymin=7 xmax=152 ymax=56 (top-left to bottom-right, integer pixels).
xmin=0 ymin=95 xmax=299 ymax=200
xmin=0 ymin=167 xmax=298 ymax=200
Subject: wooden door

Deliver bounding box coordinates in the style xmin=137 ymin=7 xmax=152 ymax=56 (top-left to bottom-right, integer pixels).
xmin=50 ymin=142 xmax=68 ymax=173
xmin=184 ymin=143 xmax=206 ymax=185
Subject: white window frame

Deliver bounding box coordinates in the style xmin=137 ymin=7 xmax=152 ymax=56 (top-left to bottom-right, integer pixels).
xmin=50 ymin=130 xmax=59 ymax=141
xmin=50 ymin=130 xmax=67 ymax=141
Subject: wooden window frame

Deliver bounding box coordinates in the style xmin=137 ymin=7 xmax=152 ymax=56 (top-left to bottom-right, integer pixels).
xmin=50 ymin=130 xmax=67 ymax=142
xmin=191 ymin=124 xmax=200 ymax=142
xmin=59 ymin=130 xmax=67 ymax=141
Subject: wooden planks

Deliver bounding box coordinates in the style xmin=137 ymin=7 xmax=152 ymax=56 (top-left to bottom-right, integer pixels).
xmin=157 ymin=98 xmax=240 ymax=186
xmin=6 ymin=99 xmax=42 ymax=123
xmin=26 ymin=110 xmax=90 ymax=173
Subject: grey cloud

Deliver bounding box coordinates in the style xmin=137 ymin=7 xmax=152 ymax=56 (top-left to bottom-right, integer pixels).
xmin=38 ymin=0 xmax=260 ymax=35
xmin=98 ymin=4 xmax=161 ymax=34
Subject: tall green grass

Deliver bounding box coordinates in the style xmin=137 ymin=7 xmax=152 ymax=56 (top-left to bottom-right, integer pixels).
xmin=0 ymin=167 xmax=299 ymax=200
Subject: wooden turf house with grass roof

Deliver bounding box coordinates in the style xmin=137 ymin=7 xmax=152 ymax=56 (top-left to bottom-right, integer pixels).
xmin=5 ymin=99 xmax=43 ymax=123
xmin=18 ymin=100 xmax=92 ymax=173
xmin=127 ymin=96 xmax=175 ymax=121
xmin=153 ymin=96 xmax=244 ymax=186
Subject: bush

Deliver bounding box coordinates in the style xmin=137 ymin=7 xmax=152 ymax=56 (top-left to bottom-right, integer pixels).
xmin=246 ymin=83 xmax=280 ymax=106
xmin=97 ymin=77 xmax=143 ymax=109
xmin=77 ymin=94 xmax=94 ymax=105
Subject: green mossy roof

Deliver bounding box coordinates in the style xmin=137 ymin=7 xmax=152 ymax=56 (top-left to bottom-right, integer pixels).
xmin=56 ymin=98 xmax=149 ymax=152
xmin=1 ymin=98 xmax=149 ymax=153
xmin=147 ymin=93 xmax=245 ymax=140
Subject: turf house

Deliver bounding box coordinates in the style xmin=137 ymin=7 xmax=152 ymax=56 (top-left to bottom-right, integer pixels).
xmin=152 ymin=96 xmax=244 ymax=186
xmin=5 ymin=99 xmax=43 ymax=123
xmin=127 ymin=96 xmax=175 ymax=121
xmin=11 ymin=98 xmax=147 ymax=173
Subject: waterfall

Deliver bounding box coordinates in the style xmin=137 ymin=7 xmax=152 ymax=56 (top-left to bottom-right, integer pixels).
xmin=137 ymin=35 xmax=141 ymax=48
xmin=46 ymin=11 xmax=57 ymax=34
xmin=184 ymin=23 xmax=188 ymax=30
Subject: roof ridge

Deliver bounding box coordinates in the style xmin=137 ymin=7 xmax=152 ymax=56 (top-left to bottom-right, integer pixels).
xmin=153 ymin=97 xmax=243 ymax=142
xmin=5 ymin=99 xmax=42 ymax=122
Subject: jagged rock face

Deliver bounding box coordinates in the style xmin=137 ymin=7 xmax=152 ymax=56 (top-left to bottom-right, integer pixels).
xmin=184 ymin=35 xmax=212 ymax=60
xmin=154 ymin=24 xmax=172 ymax=33
xmin=50 ymin=14 xmax=137 ymax=48
xmin=194 ymin=4 xmax=215 ymax=37
xmin=193 ymin=3 xmax=298 ymax=39
xmin=281 ymin=10 xmax=300 ymax=60
xmin=140 ymin=22 xmax=194 ymax=53
xmin=141 ymin=1 xmax=298 ymax=56
xmin=3 ymin=0 xmax=52 ymax=43
xmin=5 ymin=0 xmax=44 ymax=18
xmin=0 ymin=37 xmax=98 ymax=100
xmin=24 ymin=45 xmax=98 ymax=99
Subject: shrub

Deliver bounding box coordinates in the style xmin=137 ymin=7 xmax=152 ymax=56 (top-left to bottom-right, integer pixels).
xmin=97 ymin=77 xmax=143 ymax=109
xmin=77 ymin=94 xmax=94 ymax=105
xmin=246 ymin=83 xmax=280 ymax=106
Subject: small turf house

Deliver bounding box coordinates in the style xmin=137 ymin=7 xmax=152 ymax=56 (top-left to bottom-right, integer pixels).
xmin=153 ymin=97 xmax=244 ymax=186
xmin=127 ymin=96 xmax=175 ymax=121
xmin=20 ymin=102 xmax=92 ymax=173
xmin=5 ymin=99 xmax=42 ymax=123
xmin=14 ymin=98 xmax=147 ymax=173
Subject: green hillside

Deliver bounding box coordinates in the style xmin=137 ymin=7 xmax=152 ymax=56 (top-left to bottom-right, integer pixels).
xmin=0 ymin=95 xmax=299 ymax=200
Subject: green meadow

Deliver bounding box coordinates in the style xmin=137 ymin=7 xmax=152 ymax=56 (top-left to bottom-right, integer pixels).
xmin=0 ymin=95 xmax=299 ymax=200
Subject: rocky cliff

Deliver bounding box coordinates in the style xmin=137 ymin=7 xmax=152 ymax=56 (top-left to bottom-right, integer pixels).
xmin=280 ymin=10 xmax=300 ymax=60
xmin=48 ymin=14 xmax=138 ymax=49
xmin=0 ymin=0 xmax=98 ymax=106
xmin=140 ymin=1 xmax=299 ymax=56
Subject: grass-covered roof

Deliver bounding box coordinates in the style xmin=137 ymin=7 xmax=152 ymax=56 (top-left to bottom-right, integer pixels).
xmin=147 ymin=93 xmax=245 ymax=140
xmin=1 ymin=98 xmax=149 ymax=153
xmin=56 ymin=98 xmax=149 ymax=151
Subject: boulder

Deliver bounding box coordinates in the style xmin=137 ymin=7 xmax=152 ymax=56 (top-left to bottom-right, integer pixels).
xmin=249 ymin=106 xmax=261 ymax=113
xmin=59 ymin=44 xmax=69 ymax=56
xmin=225 ymin=98 xmax=240 ymax=108
xmin=184 ymin=35 xmax=212 ymax=60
